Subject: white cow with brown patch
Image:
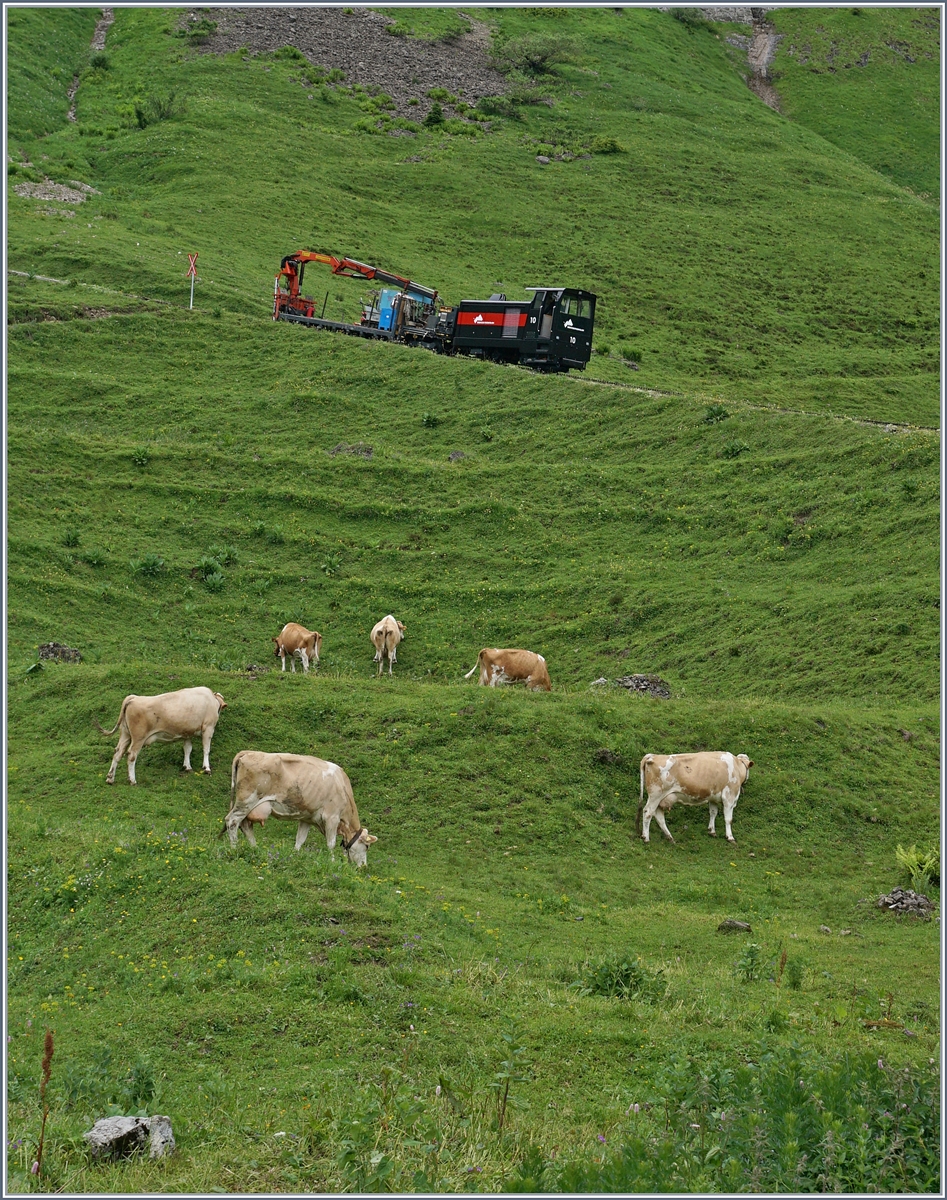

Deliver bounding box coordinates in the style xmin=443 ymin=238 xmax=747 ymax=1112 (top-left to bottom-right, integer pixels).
xmin=222 ymin=750 xmax=377 ymax=866
xmin=97 ymin=686 xmax=227 ymax=785
xmin=464 ymin=648 xmax=551 ymax=691
xmin=370 ymin=614 xmax=406 ymax=676
xmin=638 ymin=751 xmax=754 ymax=844
xmin=273 ymin=622 xmax=322 ymax=674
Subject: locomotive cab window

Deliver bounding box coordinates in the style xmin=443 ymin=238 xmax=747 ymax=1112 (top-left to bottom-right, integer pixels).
xmin=559 ymin=295 xmax=592 ymax=320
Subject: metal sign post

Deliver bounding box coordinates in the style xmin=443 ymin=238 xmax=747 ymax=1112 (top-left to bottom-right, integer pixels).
xmin=187 ymin=252 xmax=199 ymax=308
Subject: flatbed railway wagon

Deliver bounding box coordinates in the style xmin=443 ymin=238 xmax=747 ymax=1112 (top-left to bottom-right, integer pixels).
xmin=274 ymin=250 xmax=596 ymax=373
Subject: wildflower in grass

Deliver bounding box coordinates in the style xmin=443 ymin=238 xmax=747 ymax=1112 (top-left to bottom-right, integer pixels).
xmin=35 ymin=1028 xmax=54 ymax=1179
xmin=597 ymin=1134 xmax=606 ymax=1144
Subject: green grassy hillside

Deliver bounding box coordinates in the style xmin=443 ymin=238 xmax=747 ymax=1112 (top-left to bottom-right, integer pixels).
xmin=770 ymin=6 xmax=940 ymax=200
xmin=6 ymin=6 xmax=939 ymax=423
xmin=5 ymin=5 xmax=940 ymax=1194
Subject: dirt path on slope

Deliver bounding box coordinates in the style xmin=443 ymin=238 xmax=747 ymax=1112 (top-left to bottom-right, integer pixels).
xmin=68 ymin=7 xmax=114 ymax=122
xmin=745 ymin=9 xmax=783 ymax=111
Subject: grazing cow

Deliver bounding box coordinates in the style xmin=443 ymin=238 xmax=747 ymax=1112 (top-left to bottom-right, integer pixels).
xmin=638 ymin=752 xmax=754 ymax=844
xmin=464 ymin=648 xmax=551 ymax=691
xmin=222 ymin=750 xmax=377 ymax=866
xmin=97 ymin=687 xmax=227 ymax=785
xmin=273 ymin=622 xmax=322 ymax=674
xmin=370 ymin=614 xmax=406 ymax=676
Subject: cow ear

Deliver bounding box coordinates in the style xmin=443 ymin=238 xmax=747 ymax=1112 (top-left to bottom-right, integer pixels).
xmin=364 ymin=833 xmax=378 ymax=845
xmin=216 ymin=694 xmax=227 ymax=708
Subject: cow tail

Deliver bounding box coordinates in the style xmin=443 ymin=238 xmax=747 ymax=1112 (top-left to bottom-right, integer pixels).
xmin=94 ymin=696 xmax=129 ymax=737
xmin=463 ymin=650 xmax=483 ymax=680
xmin=636 ymin=757 xmax=647 ymax=837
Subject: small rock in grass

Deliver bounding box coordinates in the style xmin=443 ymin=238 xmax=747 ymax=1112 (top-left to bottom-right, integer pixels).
xmin=84 ymin=1115 xmax=175 ymax=1161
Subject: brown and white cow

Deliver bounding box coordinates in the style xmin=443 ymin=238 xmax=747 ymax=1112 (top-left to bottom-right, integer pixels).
xmin=638 ymin=752 xmax=754 ymax=844
xmin=273 ymin=622 xmax=322 ymax=674
xmin=464 ymin=648 xmax=551 ymax=691
xmin=97 ymin=686 xmax=227 ymax=785
xmin=370 ymin=614 xmax=406 ymax=676
xmin=222 ymin=750 xmax=377 ymax=866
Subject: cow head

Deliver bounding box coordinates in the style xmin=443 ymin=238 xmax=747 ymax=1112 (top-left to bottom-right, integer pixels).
xmin=273 ymin=637 xmax=282 ymax=658
xmin=214 ymin=693 xmax=228 ymax=710
xmin=397 ymin=621 xmax=406 ymax=638
xmin=344 ymin=828 xmax=378 ymax=868
xmin=736 ymin=754 xmax=753 ymax=782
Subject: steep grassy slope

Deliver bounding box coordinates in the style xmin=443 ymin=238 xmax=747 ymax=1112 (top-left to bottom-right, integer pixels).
xmin=6 ymin=6 xmax=939 ymax=423
xmin=6 ymin=666 xmax=941 ymax=1192
xmin=769 ymin=5 xmax=940 ymax=200
xmin=5 ymin=6 xmax=940 ymax=1194
xmin=6 ymin=304 xmax=940 ymax=702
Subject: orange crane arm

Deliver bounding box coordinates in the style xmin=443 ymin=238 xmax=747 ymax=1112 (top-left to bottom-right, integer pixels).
xmin=276 ymin=250 xmax=438 ymax=303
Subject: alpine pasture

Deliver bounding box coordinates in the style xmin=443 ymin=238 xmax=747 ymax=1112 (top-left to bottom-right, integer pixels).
xmin=5 ymin=6 xmax=940 ymax=1193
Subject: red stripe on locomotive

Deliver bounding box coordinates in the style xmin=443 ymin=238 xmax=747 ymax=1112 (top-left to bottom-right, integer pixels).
xmin=456 ymin=311 xmax=528 ymax=327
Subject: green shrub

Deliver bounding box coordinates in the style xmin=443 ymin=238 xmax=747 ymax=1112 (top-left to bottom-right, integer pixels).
xmin=703 ymin=403 xmax=730 ymax=424
xmin=571 ymin=954 xmax=667 ymax=1002
xmin=475 ymin=95 xmax=524 ymax=121
xmin=131 ymin=445 xmax=150 ymax=467
xmin=197 ymin=554 xmax=223 ymax=581
xmin=421 ymin=412 xmax=441 ymax=428
xmin=492 ymin=33 xmax=580 ymax=76
xmin=89 ymin=52 xmax=109 ymax=71
xmin=591 ymin=134 xmax=627 ymax=154
xmin=130 ymin=553 xmax=164 ymax=578
xmin=203 ymin=570 xmax=225 ymax=592
xmin=735 ymin=941 xmax=763 ymax=982
xmin=62 ymin=529 xmax=80 ymax=549
xmin=722 ymin=440 xmax=750 ymax=459
xmin=134 ymin=91 xmax=186 ymax=129
xmin=175 ymin=17 xmax=217 ymax=43
xmin=895 ymin=843 xmax=939 ymax=891
xmin=784 ymin=957 xmax=805 ymax=990
xmin=206 ymin=543 xmax=238 ymax=567
xmin=423 ymin=102 xmax=444 ymax=128
xmin=508 ymin=1047 xmax=940 ymax=1193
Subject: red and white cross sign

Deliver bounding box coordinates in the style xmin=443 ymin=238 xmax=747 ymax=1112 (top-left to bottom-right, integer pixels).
xmin=186 ymin=252 xmax=199 ymax=277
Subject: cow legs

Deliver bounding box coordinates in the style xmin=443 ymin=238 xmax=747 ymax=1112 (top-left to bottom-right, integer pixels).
xmin=201 ymin=728 xmax=214 ymax=773
xmin=294 ymin=822 xmax=311 ymax=851
xmin=641 ymin=797 xmax=675 ymax=843
xmin=280 ymin=649 xmax=288 ymax=672
xmin=722 ymin=796 xmax=737 ymax=843
xmin=106 ymin=729 xmax=131 ymax=784
xmin=126 ymin=740 xmax=145 ymax=786
xmin=182 ymin=740 xmax=193 ymax=772
xmin=324 ymin=814 xmax=340 ymax=856
xmin=225 ymin=812 xmax=252 ymax=848
xmin=299 ymin=648 xmax=310 ymax=674
xmin=707 ymin=803 xmax=718 ymax=836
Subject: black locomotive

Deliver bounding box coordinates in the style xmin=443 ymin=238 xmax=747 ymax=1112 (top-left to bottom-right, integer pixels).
xmin=274 ymin=251 xmax=596 ymax=374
